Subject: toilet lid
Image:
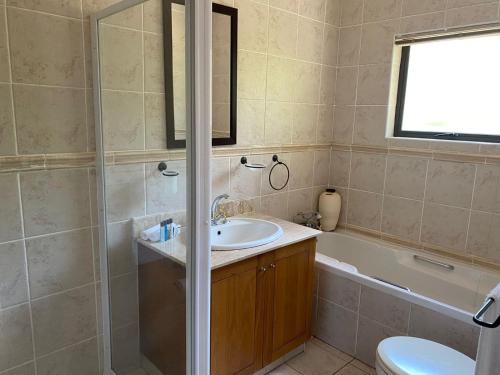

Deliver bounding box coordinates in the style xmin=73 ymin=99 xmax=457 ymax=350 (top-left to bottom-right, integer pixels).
xmin=377 ymin=336 xmax=475 ymax=375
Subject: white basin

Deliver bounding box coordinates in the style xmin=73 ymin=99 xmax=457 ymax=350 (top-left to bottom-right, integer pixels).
xmin=211 ymin=218 xmax=284 ymax=251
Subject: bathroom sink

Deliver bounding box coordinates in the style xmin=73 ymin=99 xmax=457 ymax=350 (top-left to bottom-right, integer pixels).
xmin=211 ymin=218 xmax=284 ymax=251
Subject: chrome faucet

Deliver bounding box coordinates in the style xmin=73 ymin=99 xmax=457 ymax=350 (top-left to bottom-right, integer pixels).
xmin=211 ymin=194 xmax=229 ymax=225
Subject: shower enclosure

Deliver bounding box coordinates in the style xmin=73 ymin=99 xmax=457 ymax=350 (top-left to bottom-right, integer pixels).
xmin=91 ymin=0 xmax=211 ymax=373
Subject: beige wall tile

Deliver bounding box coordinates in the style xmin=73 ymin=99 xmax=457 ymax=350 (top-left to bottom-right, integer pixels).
xmin=110 ymin=323 xmax=140 ymax=371
xmin=299 ymin=0 xmax=326 ymax=21
xmin=364 ymin=0 xmax=402 ymax=22
xmin=292 ymin=104 xmax=318 ymax=144
xmin=288 ymin=188 xmax=313 ymax=218
xmin=99 ymin=24 xmax=143 ymax=91
xmin=0 ymin=173 xmax=22 ymax=243
xmin=381 ymin=196 xmax=422 ymax=241
xmin=294 ymin=62 xmax=321 ymax=103
xmin=400 ymin=12 xmax=444 ymax=33
xmin=143 ymin=0 xmax=162 ymax=33
xmin=238 ymin=50 xmax=267 ymax=99
xmin=335 ymin=67 xmax=358 ymax=105
xmin=318 ymin=270 xmax=360 ymax=311
xmin=0 ymin=363 xmax=35 ymax=375
xmin=145 ymin=93 xmax=167 ymax=150
xmin=212 ymin=157 xmax=230 ymax=199
xmin=8 ymin=8 xmax=84 ymax=86
xmin=110 ymin=273 xmax=138 ymax=328
xmin=289 ymin=151 xmax=314 ymax=189
xmin=347 ymin=189 xmax=383 ymax=230
xmin=268 ymin=8 xmax=298 ymax=58
xmin=349 ymin=152 xmax=386 ymax=193
xmin=260 ymin=192 xmax=289 ymax=220
xmin=145 ymin=160 xmax=186 ymax=214
xmin=322 ymin=25 xmax=339 ymax=66
xmin=359 ymin=20 xmax=399 ymax=65
xmin=7 ymin=0 xmax=82 ymax=18
xmin=472 ymin=164 xmax=500 ymax=214
xmin=425 ymin=160 xmax=475 ymax=208
xmin=447 ymin=0 xmax=495 ymax=8
xmin=237 ymin=99 xmax=265 ymax=145
xmin=86 ymin=89 xmax=96 ymax=152
xmin=333 ymin=106 xmax=354 ymax=144
xmin=230 ymin=155 xmax=263 ymax=199
xmin=236 ymin=0 xmax=268 ymax=53
xmin=353 ymin=105 xmax=388 ymax=147
xmin=385 ymin=155 xmax=427 ymax=200
xmin=36 ymin=337 xmax=99 ymax=375
xmin=467 ymin=211 xmax=500 ymax=262
xmin=20 ymin=169 xmax=91 ymax=237
xmin=107 ymin=221 xmax=136 ymax=277
xmin=101 ymin=90 xmax=145 ymax=151
xmin=0 ymin=304 xmax=33 ymax=371
xmin=338 ymin=26 xmax=361 ymax=66
xmin=266 ymin=55 xmax=296 ymax=101
xmin=26 ymin=229 xmax=93 ymax=299
xmin=270 ymin=0 xmax=298 ymax=12
xmin=330 ymin=150 xmax=351 ymax=187
xmin=265 ymin=101 xmax=293 ymax=144
xmin=0 ymin=6 xmax=10 ymax=82
xmin=13 ymin=85 xmax=86 ymax=154
xmin=340 ymin=0 xmax=363 ymax=26
xmin=317 ymin=105 xmax=334 ymax=143
xmin=84 ymin=0 xmax=142 ymax=28
xmin=402 ymin=0 xmax=445 ymax=16
xmin=421 ymin=203 xmax=469 ymax=251
xmin=31 ymin=284 xmax=96 ymax=356
xmin=314 ymin=150 xmax=330 ymax=186
xmin=0 ymin=241 xmax=28 ymax=309
xmin=356 ymin=64 xmax=391 ymax=105
xmin=325 ymin=0 xmax=340 ymax=25
xmin=445 ymin=2 xmax=498 ymax=27
xmin=144 ymin=33 xmax=164 ymax=93
xmin=297 ymin=17 xmax=324 ymax=63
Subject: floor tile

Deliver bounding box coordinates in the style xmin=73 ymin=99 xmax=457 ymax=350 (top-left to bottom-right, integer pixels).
xmin=350 ymin=359 xmax=376 ymax=375
xmin=267 ymin=364 xmax=302 ymax=374
xmin=311 ymin=337 xmax=353 ymax=362
xmin=336 ymin=364 xmax=368 ymax=375
xmin=286 ymin=340 xmax=348 ymax=375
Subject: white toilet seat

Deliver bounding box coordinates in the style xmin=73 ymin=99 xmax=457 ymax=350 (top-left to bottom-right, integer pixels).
xmin=376 ymin=336 xmax=475 ymax=375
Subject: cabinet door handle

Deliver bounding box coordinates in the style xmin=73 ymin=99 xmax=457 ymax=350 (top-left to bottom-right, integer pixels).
xmin=259 ymin=266 xmax=267 ymax=272
xmin=269 ymin=263 xmax=276 ymax=269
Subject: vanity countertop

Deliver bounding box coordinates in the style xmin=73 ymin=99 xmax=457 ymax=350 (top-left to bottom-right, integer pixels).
xmin=137 ymin=213 xmax=322 ymax=270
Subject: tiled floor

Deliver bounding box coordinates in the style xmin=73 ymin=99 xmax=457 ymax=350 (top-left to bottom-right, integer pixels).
xmin=268 ymin=338 xmax=376 ymax=375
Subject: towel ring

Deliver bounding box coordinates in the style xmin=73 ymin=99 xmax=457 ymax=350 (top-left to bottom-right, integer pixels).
xmin=158 ymin=162 xmax=179 ymax=177
xmin=269 ymin=154 xmax=289 ymax=191
xmin=241 ymin=156 xmax=266 ymax=169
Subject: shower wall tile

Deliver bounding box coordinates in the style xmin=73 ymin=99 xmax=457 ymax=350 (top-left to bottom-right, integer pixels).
xmin=36 ymin=337 xmax=99 ymax=375
xmin=110 ymin=273 xmax=138 ymax=328
xmin=83 ymin=0 xmax=142 ymax=28
xmin=353 ymin=106 xmax=388 ymax=147
xmin=292 ymin=104 xmax=318 ymax=144
xmin=237 ymin=50 xmax=267 ymax=100
xmin=297 ymin=17 xmax=324 ymax=64
xmin=13 ymin=85 xmax=87 ymax=154
xmin=467 ymin=211 xmax=500 ymax=262
xmin=268 ymin=7 xmax=298 ymax=58
xmin=143 ymin=0 xmax=162 ymax=33
xmin=325 ymin=0 xmax=340 ymax=25
xmin=445 ymin=2 xmax=498 ymax=27
xmin=145 ymin=93 xmax=167 ymax=150
xmin=363 ymin=0 xmax=402 ymax=22
xmin=322 ymin=25 xmax=339 ymax=66
xmin=299 ymin=0 xmax=326 ymax=21
xmin=289 ymin=151 xmax=315 ymax=189
xmin=237 ymin=99 xmax=265 ymax=146
xmin=146 ymin=160 xmax=187 ymax=214
xmin=399 ymin=11 xmax=445 ymax=33
xmin=319 ymin=65 xmax=337 ymax=105
xmin=20 ymin=169 xmax=91 ymax=237
xmin=107 ymin=221 xmax=137 ymax=277
xmin=338 ymin=26 xmax=361 ymax=66
xmin=0 ymin=6 xmax=9 ymax=83
xmin=356 ymin=64 xmax=391 ymax=105
xmin=335 ymin=67 xmax=358 ymax=105
xmin=0 ymin=84 xmax=15 ymax=155
xmin=236 ymin=0 xmax=269 ymax=53
xmin=6 ymin=0 xmax=82 ymax=18
xmin=287 ymin=188 xmax=313 ymax=219
xmin=313 ymin=150 xmax=331 ymax=186
xmin=144 ymin=33 xmax=165 ymax=93
xmin=472 ymin=164 xmax=500 ymax=214
xmin=31 ymin=284 xmax=96 ymax=356
xmin=0 ymin=241 xmax=28 ymax=309
xmin=7 ymin=8 xmax=84 ymax=87
xmin=402 ymin=0 xmax=446 ymax=16
xmin=339 ymin=0 xmax=363 ymax=26
xmin=359 ymin=20 xmax=399 ymax=65
xmin=1 ymin=363 xmax=35 ymax=375
xmin=332 ymin=107 xmax=354 ymax=144
xmin=0 ymin=173 xmax=22 ymax=243
xmin=0 ymin=304 xmax=33 ymax=371
xmin=384 ymin=156 xmax=428 ymax=200
xmin=25 ymin=229 xmax=94 ymax=299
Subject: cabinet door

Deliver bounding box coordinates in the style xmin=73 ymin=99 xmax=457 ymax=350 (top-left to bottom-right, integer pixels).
xmin=267 ymin=239 xmax=316 ymax=363
xmin=211 ymin=258 xmax=260 ymax=375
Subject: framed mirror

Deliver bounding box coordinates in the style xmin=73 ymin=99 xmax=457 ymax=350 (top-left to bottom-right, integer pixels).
xmin=164 ymin=0 xmax=238 ymax=149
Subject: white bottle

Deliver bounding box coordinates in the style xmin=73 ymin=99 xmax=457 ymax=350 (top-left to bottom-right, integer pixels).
xmin=319 ymin=189 xmax=341 ymax=231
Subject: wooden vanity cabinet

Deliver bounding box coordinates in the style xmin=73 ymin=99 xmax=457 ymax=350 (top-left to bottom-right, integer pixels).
xmin=211 ymin=238 xmax=316 ymax=375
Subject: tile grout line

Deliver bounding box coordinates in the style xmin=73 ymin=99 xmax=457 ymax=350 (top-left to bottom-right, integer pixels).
xmin=80 ymin=0 xmax=90 ymax=154
xmin=3 ymin=3 xmax=18 ymax=156
xmin=464 ymin=164 xmax=478 ymax=252
xmin=417 ymin=159 xmax=430 ymax=243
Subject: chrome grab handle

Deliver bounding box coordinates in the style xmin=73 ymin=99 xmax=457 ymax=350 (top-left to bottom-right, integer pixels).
xmin=473 ymin=298 xmax=500 ymax=328
xmin=413 ymin=255 xmax=454 ymax=271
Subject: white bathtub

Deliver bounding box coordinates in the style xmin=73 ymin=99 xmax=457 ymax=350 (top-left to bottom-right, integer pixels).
xmin=316 ymin=231 xmax=500 ymax=321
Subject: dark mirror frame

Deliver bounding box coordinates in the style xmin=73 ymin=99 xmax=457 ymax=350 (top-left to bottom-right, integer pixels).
xmin=163 ymin=0 xmax=238 ymax=149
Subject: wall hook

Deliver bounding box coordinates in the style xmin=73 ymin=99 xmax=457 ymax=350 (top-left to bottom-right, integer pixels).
xmin=158 ymin=161 xmax=179 ymax=176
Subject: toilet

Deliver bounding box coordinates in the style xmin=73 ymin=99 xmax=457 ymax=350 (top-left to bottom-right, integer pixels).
xmin=376 ymin=336 xmax=475 ymax=375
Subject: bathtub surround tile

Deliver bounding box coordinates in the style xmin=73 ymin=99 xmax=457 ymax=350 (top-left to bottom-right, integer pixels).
xmin=287 ymin=188 xmax=313 ymax=220
xmin=359 ymin=286 xmax=410 ymax=332
xmin=356 ymin=316 xmax=404 ymax=367
xmin=313 ymin=150 xmax=331 ymax=186
xmin=420 ymin=203 xmax=469 ymax=251
xmin=84 ymin=0 xmax=143 ymax=29
xmin=317 ymin=105 xmax=335 ymax=143
xmin=335 ymin=67 xmax=358 ymax=106
xmin=347 ymin=190 xmax=383 ymax=231
xmin=333 ymin=107 xmax=355 ymax=145
xmin=315 ymin=298 xmax=358 ymax=355
xmin=8 ymin=8 xmax=84 ymax=87
xmin=0 ymin=241 xmax=28 ymax=309
xmin=289 ymin=151 xmax=314 ymax=190
xmin=409 ymin=304 xmax=479 ymax=359
xmin=381 ymin=196 xmax=423 ymax=242
xmin=472 ymin=164 xmax=500 ymax=214
xmin=36 ymin=337 xmax=99 ymax=375
xmin=318 ymin=270 xmax=360 ymax=311
xmin=330 ymin=150 xmax=351 ymax=187
xmin=325 ymin=0 xmax=340 ymax=25
xmin=20 ymin=169 xmax=90 ymax=237
xmin=349 ymin=152 xmax=386 ymax=193
xmin=0 ymin=173 xmax=23 ymax=243
xmin=0 ymin=84 xmax=15 ymax=155
xmin=338 ymin=26 xmax=361 ymax=66
xmin=425 ymin=160 xmax=475 ymax=208
xmin=467 ymin=211 xmax=500 ymax=263
xmin=287 ymin=339 xmax=348 ymax=375
xmin=13 ymin=85 xmax=87 ymax=154
xmin=359 ymin=20 xmax=399 ymax=65
xmin=25 ymin=229 xmax=94 ymax=299
xmin=385 ymin=156 xmax=428 ymax=200
xmin=31 ymin=284 xmax=96 ymax=356
xmin=353 ymin=106 xmax=388 ymax=147
xmin=0 ymin=304 xmax=33 ymax=371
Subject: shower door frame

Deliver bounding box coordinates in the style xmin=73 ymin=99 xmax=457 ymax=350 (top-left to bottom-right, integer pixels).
xmin=90 ymin=0 xmax=212 ymax=373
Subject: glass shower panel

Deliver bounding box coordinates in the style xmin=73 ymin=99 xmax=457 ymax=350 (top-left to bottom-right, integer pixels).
xmin=95 ymin=1 xmax=193 ymax=373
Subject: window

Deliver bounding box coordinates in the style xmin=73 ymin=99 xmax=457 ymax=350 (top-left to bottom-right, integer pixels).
xmin=394 ymin=32 xmax=500 ymax=143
